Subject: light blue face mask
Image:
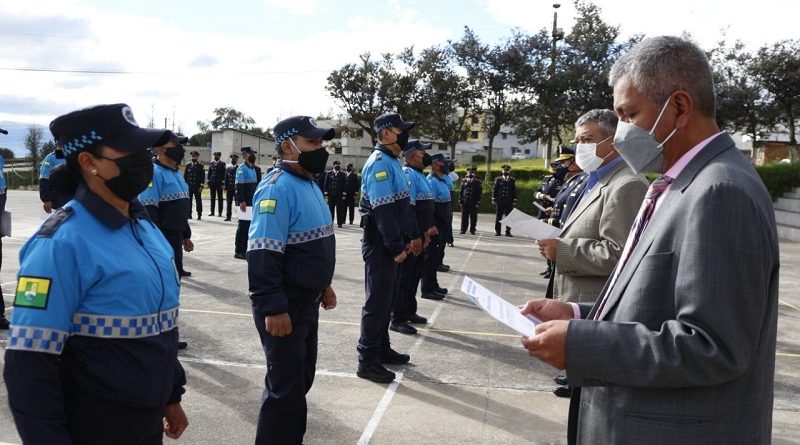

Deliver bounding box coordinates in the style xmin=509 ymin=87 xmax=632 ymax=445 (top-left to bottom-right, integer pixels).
xmin=613 ymin=97 xmax=677 ymax=175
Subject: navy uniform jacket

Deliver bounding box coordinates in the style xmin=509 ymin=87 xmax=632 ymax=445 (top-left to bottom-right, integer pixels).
xmin=139 ymin=160 xmax=192 ymax=238
xmin=39 ymin=152 xmax=68 ymax=206
xmin=360 ymin=146 xmax=415 ymax=257
xmin=3 ymin=183 xmax=185 ymax=444
xmin=235 ymin=163 xmax=258 ymax=206
xmin=324 ymin=169 xmax=347 ymax=197
xmin=225 ymin=163 xmax=238 ymax=192
xmin=427 ymin=173 xmax=452 ymax=236
xmin=549 ymin=172 xmax=588 ymax=228
xmin=536 ymin=174 xmax=564 ymax=219
xmin=493 ymin=175 xmax=517 ymax=204
xmin=183 ymin=161 xmax=205 ymax=190
xmin=404 ymin=165 xmax=435 ymax=237
xmin=207 ymin=159 xmax=226 ymax=188
xmin=460 ymin=177 xmax=483 ymax=206
xmin=247 ymin=164 xmax=335 ymax=316
xmin=345 ymin=171 xmax=360 ymax=197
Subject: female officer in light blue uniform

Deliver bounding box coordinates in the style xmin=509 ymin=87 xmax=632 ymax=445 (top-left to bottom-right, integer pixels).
xmin=3 ymin=104 xmax=189 ymax=444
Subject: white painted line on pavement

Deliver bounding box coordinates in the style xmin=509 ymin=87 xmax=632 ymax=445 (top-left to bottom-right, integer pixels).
xmin=179 ymin=356 xmax=357 ymax=378
xmin=356 ymin=234 xmax=484 ymax=445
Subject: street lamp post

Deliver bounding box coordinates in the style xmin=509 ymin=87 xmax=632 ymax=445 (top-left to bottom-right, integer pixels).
xmin=545 ymin=3 xmax=564 ymax=167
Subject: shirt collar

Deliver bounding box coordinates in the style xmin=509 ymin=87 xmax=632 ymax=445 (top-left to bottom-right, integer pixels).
xmin=154 ymin=158 xmax=177 ymax=171
xmin=664 ymin=131 xmax=724 ymax=180
xmin=75 ymin=182 xmax=146 ymax=229
xmin=586 ymin=156 xmax=624 ymax=191
xmin=277 ymin=161 xmax=313 ymax=181
xmin=376 ymin=144 xmax=398 ymax=158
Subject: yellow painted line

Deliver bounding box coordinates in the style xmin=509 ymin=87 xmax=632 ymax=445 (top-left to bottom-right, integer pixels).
xmin=779 ymin=299 xmax=800 ymax=312
xmin=777 ymin=352 xmax=800 ymax=358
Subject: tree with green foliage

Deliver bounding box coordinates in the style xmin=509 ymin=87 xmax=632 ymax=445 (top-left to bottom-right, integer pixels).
xmin=751 ymin=39 xmax=800 ymax=162
xmin=25 ymin=126 xmax=43 ymax=183
xmin=0 ymin=148 xmax=14 ymax=159
xmin=192 ymin=107 xmax=271 ymax=147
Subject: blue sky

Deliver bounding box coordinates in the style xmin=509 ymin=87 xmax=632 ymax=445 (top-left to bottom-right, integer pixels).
xmin=1 ymin=0 xmax=798 ymax=155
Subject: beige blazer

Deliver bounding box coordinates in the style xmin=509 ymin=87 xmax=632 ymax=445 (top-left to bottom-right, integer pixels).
xmin=553 ymin=160 xmax=648 ymax=302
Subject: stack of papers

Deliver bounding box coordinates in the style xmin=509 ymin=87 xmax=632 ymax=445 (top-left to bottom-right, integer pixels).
xmin=460 ymin=276 xmax=541 ymax=337
xmin=500 ymin=209 xmax=561 ymax=240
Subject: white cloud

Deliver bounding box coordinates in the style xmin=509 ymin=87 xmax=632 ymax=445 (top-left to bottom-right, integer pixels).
xmin=262 ymin=0 xmax=320 ymax=16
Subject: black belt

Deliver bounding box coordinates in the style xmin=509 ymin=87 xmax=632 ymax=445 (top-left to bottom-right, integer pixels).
xmin=283 ymin=284 xmax=324 ymax=303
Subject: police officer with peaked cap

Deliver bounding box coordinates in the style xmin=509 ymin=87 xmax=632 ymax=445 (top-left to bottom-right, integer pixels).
xmin=459 ymin=166 xmax=482 ymax=234
xmin=344 ymin=162 xmax=360 ymax=224
xmin=420 ymin=153 xmax=452 ymax=300
xmin=3 ymin=103 xmax=188 ymax=443
xmin=234 ymin=146 xmax=259 ymax=259
xmin=390 ymin=139 xmax=435 ymax=335
xmin=39 ymin=147 xmax=69 ymax=214
xmin=357 ymin=112 xmax=418 ymax=383
xmin=184 ymin=150 xmax=205 ymax=220
xmin=208 ymin=151 xmax=226 ymax=217
xmin=224 ymin=153 xmax=239 ymax=220
xmin=248 ymin=115 xmax=338 ymax=445
xmin=493 ymin=164 xmax=517 ymax=236
xmin=324 ymin=160 xmax=347 ymax=227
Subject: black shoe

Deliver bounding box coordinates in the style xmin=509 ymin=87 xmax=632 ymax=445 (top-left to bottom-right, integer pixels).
xmin=349 ymin=221 xmax=354 ymax=225
xmin=357 ymin=363 xmax=396 ymax=383
xmin=407 ymin=313 xmax=428 ymax=324
xmin=380 ymin=348 xmax=410 ymax=365
xmin=495 ymin=233 xmax=501 ymax=236
xmin=208 ymin=213 xmax=214 ymax=216
xmin=338 ymin=224 xmax=343 ymax=228
xmin=470 ymin=231 xmax=475 ymax=235
xmin=218 ymin=214 xmax=223 ymax=217
xmin=553 ymin=375 xmax=568 ymax=386
xmin=448 ymin=242 xmax=454 ymax=247
xmin=459 ymin=231 xmax=466 ymax=234
xmin=390 ymin=321 xmax=417 ymax=335
xmin=553 ymin=386 xmax=572 ymax=398
xmin=0 ymin=315 xmax=10 ymax=330
xmin=224 ymin=217 xmax=232 ymax=221
xmin=197 ymin=215 xmax=202 ymax=220
xmin=421 ymin=291 xmax=445 ymax=300
xmin=542 ymin=271 xmax=551 ymax=279
xmin=179 ymin=270 xmax=192 ymax=277
xmin=539 ymin=270 xmax=549 ymax=276
xmin=436 ymin=264 xmax=450 ymax=272
xmin=234 ymin=253 xmax=246 ymax=260
xmin=505 ymin=233 xmax=513 ymax=237
xmin=436 ymin=287 xmax=448 ymax=294
xmin=177 ymin=341 xmax=188 ymax=350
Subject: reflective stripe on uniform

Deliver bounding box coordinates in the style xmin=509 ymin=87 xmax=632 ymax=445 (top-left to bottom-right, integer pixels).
xmin=70 ymin=307 xmax=179 ymax=338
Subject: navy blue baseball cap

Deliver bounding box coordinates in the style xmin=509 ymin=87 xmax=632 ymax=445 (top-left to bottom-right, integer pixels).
xmin=241 ymin=146 xmax=257 ymax=154
xmin=273 ymin=116 xmax=335 ymax=148
xmin=402 ymin=139 xmax=432 ymax=157
xmin=49 ymin=104 xmax=169 ymax=158
xmin=373 ymin=112 xmax=414 ymax=133
xmin=430 ymin=153 xmax=450 ymax=164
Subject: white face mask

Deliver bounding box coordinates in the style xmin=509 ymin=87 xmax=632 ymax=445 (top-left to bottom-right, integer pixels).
xmin=575 ymin=135 xmax=613 ymax=173
xmin=613 ymin=96 xmax=677 ymax=175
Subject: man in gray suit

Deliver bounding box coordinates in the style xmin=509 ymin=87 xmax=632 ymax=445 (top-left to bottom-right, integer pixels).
xmin=537 ymin=109 xmax=648 ymax=398
xmin=522 ymin=36 xmax=779 ymax=444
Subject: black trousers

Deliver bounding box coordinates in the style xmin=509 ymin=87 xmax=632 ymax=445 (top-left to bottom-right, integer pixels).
xmin=358 ymin=234 xmax=397 ymax=364
xmin=252 ymin=300 xmax=319 ymax=445
xmin=189 ymin=188 xmax=203 ymax=218
xmin=64 ymin=390 xmax=164 ymax=445
xmin=226 ymin=190 xmax=235 ymax=219
xmin=209 ymin=186 xmax=223 ymax=216
xmin=421 ymin=233 xmax=444 ymax=293
xmin=392 ymin=251 xmax=423 ymax=323
xmin=344 ymin=194 xmax=356 ymax=224
xmin=460 ymin=203 xmax=478 ymax=233
xmin=328 ymin=195 xmax=346 ymax=226
xmin=160 ymin=229 xmax=186 ymax=274
xmin=495 ymin=203 xmax=513 ymax=235
xmin=235 ymin=220 xmax=251 ymax=255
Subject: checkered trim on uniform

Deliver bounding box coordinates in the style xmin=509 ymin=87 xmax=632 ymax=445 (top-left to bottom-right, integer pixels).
xmin=287 ymin=224 xmax=334 ymax=244
xmin=6 ymin=325 xmax=68 ymax=354
xmin=139 ymin=197 xmax=159 ymax=206
xmin=369 ymin=190 xmax=410 ymax=209
xmin=247 ymin=237 xmax=286 ymax=253
xmin=61 ymin=131 xmax=104 ymax=156
xmin=238 ymin=178 xmax=258 ymax=184
xmin=162 ymin=191 xmax=190 ymax=202
xmin=275 ymin=128 xmax=299 ymax=144
xmin=376 ymin=121 xmax=394 ymax=132
xmin=416 ymin=192 xmax=434 ymax=201
xmin=70 ymin=307 xmax=179 ymax=338
xmin=435 ymin=197 xmax=451 ymax=203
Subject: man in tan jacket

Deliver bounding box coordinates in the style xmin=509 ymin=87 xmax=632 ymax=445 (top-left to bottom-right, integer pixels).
xmin=536 ymin=109 xmax=647 ymax=397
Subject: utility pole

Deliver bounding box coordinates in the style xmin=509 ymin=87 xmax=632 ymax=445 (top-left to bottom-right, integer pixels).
xmin=545 ymin=3 xmax=564 ymax=167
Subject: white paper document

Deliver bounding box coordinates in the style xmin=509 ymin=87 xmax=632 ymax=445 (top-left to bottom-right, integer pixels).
xmin=460 ymin=276 xmax=541 ymax=337
xmin=236 ymin=206 xmax=253 ymax=221
xmin=500 ymin=208 xmax=561 ymax=240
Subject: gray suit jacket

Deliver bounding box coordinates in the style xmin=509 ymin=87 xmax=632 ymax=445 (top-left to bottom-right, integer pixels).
xmin=554 ymin=161 xmax=648 ymax=302
xmin=565 ymin=133 xmax=779 ymax=444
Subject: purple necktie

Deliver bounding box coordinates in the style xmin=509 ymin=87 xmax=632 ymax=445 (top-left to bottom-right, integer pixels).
xmin=593 ymin=175 xmax=673 ymax=320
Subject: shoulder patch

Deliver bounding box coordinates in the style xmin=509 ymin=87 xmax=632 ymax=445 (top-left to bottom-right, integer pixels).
xmin=15 ymin=276 xmax=52 ymax=309
xmin=375 ymin=170 xmax=388 ymax=182
xmin=258 ymin=199 xmax=277 ymax=214
xmin=37 ymin=207 xmax=74 ymax=237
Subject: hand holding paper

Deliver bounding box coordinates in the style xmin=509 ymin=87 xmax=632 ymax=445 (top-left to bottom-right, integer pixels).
xmin=460 ymin=276 xmax=541 ymax=337
xmin=500 ymin=209 xmax=561 ymax=240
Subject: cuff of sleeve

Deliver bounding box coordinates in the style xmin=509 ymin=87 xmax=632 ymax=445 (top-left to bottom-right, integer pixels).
xmin=251 ymin=294 xmax=290 ymax=316
xmin=570 ymin=303 xmax=581 ymax=320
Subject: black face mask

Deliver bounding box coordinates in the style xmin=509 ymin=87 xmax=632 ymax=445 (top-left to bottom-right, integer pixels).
xmin=247 ymin=154 xmax=256 ymax=163
xmin=96 ymin=151 xmax=154 ymax=202
xmin=422 ymin=153 xmax=433 ymax=167
xmin=214 ymin=156 xmax=220 ymax=161
xmin=554 ymin=164 xmax=569 ymax=180
xmin=393 ymin=131 xmax=409 ymax=150
xmin=334 ymin=166 xmax=340 ymax=171
xmin=440 ymin=165 xmax=449 ymax=175
xmin=346 ymin=167 xmax=353 ymax=172
xmin=165 ymin=145 xmax=185 ymax=163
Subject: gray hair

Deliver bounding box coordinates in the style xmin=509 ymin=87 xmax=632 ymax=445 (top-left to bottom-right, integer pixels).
xmin=609 ymin=36 xmax=716 ymax=118
xmin=575 ymin=109 xmax=618 ymax=137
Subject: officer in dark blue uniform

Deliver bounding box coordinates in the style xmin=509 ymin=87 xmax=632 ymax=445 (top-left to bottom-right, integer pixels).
xmin=207 ymin=151 xmax=226 ymax=217
xmin=184 ymin=150 xmax=205 ymax=220
xmin=324 ymin=160 xmax=348 ymax=227
xmin=420 ymin=154 xmax=452 ymax=300
xmin=390 ymin=139 xmax=435 ymax=336
xmin=235 ymin=146 xmax=259 ymax=259
xmin=248 ymin=115 xmax=337 ymax=445
xmin=3 ymin=103 xmax=188 ymax=444
xmin=459 ymin=167 xmax=482 ymax=234
xmin=535 ymin=160 xmax=566 ymax=278
xmin=493 ymin=164 xmax=518 ymax=236
xmin=224 ymin=153 xmax=239 ymax=220
xmin=357 ymin=112 xmax=418 ymax=383
xmin=39 ymin=148 xmax=69 ymax=214
xmin=344 ymin=163 xmax=360 ymax=224
xmin=546 ymin=149 xmax=586 ymax=228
